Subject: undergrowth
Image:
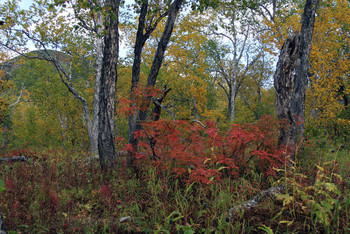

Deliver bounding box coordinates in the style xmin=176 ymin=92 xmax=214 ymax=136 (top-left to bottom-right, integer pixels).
xmin=0 ymin=117 xmax=349 ymax=233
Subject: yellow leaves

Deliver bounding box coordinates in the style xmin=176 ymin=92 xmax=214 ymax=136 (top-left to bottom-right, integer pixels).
xmin=202 ymin=109 xmax=225 ymax=122
xmin=258 ymin=224 xmax=274 ymax=234
xmin=307 ymin=0 xmax=350 ymax=130
xmin=276 ymin=193 xmax=294 ymax=207
xmin=279 ymin=219 xmax=294 ymax=226
xmin=260 ymin=5 xmax=302 ymax=52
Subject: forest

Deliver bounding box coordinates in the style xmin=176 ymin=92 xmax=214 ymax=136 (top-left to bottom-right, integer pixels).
xmin=0 ymin=0 xmax=349 ymax=232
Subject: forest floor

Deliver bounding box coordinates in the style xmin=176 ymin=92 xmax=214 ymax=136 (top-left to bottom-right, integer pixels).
xmin=0 ymin=136 xmax=349 ymax=233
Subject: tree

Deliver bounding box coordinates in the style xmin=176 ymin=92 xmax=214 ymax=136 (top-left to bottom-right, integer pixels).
xmin=158 ymin=12 xmax=215 ymax=120
xmin=0 ymin=0 xmax=98 ymax=153
xmin=127 ymin=0 xmax=185 ymax=166
xmin=0 ymin=0 xmax=122 ymax=167
xmin=203 ymin=3 xmax=262 ymax=122
xmin=237 ymin=50 xmax=275 ymax=121
xmin=274 ymin=0 xmax=319 ymax=150
xmin=4 ymin=55 xmax=90 ymax=150
xmin=98 ymin=0 xmax=121 ymax=168
xmin=306 ymin=0 xmax=350 ymax=137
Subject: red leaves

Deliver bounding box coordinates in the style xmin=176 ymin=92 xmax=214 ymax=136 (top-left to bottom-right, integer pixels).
xmin=100 ymin=184 xmax=113 ymax=200
xmin=132 ymin=116 xmax=284 ymax=185
xmin=48 ymin=187 xmax=59 ymax=215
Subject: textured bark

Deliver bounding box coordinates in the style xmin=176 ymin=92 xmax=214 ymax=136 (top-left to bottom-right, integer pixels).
xmin=128 ymin=1 xmax=151 ymax=164
xmin=228 ymin=82 xmax=237 ymax=122
xmin=292 ymin=0 xmax=319 ymax=141
xmin=0 ymin=156 xmax=28 ymax=163
xmin=152 ymin=87 xmax=172 ymax=121
xmin=229 ymin=185 xmax=284 ymax=216
xmin=274 ymin=32 xmax=300 ymax=148
xmin=274 ymin=0 xmax=319 ymax=150
xmin=128 ymin=0 xmax=183 ymax=166
xmin=91 ymin=1 xmax=104 ymax=157
xmin=144 ymin=0 xmax=183 ymax=89
xmin=137 ymin=0 xmax=183 ymax=123
xmin=98 ymin=0 xmax=120 ymax=168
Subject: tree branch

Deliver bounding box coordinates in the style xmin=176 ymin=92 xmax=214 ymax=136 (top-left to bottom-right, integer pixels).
xmin=9 ymin=82 xmax=25 ymax=108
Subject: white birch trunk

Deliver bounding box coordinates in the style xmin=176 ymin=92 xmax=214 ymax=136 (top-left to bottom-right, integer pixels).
xmin=91 ymin=4 xmax=104 ymax=157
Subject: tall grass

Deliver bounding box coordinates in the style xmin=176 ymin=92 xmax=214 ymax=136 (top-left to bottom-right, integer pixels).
xmin=0 ymin=140 xmax=349 ymax=232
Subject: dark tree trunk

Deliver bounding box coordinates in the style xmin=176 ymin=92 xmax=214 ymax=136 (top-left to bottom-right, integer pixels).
xmin=152 ymin=87 xmax=172 ymax=121
xmin=274 ymin=0 xmax=319 ymax=152
xmin=274 ymin=32 xmax=300 ymax=149
xmin=128 ymin=0 xmax=184 ymax=166
xmin=292 ymin=0 xmax=319 ymax=141
xmin=137 ymin=0 xmax=183 ymax=124
xmin=128 ymin=1 xmax=150 ymax=165
xmin=98 ymin=0 xmax=120 ymax=168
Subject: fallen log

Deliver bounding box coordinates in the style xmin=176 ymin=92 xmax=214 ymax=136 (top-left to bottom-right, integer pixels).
xmin=229 ymin=185 xmax=285 ymax=217
xmin=119 ymin=216 xmax=132 ymax=223
xmin=0 ymin=156 xmax=28 ymax=163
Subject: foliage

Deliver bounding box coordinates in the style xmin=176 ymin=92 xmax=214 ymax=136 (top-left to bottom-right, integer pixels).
xmin=0 ymin=72 xmax=9 ymax=132
xmin=307 ymin=0 xmax=350 ymax=139
xmin=0 ymin=0 xmax=349 ymax=233
xmin=3 ymin=55 xmax=91 ymax=150
xmin=272 ymin=158 xmax=349 ymax=232
xmin=158 ymin=13 xmax=216 ymax=120
xmin=129 ymin=116 xmax=284 ymax=185
xmin=0 ymin=135 xmax=348 ymax=232
xmin=261 ymin=0 xmax=350 ymax=139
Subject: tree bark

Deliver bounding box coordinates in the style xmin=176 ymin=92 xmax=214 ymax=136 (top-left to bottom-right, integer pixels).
xmin=292 ymin=0 xmax=319 ymax=141
xmin=0 ymin=156 xmax=28 ymax=163
xmin=127 ymin=0 xmax=184 ymax=166
xmin=274 ymin=32 xmax=300 ymax=148
xmin=228 ymin=81 xmax=237 ymax=122
xmin=137 ymin=0 xmax=184 ymax=122
xmin=90 ymin=0 xmax=104 ymax=157
xmin=274 ymin=0 xmax=319 ymax=151
xmin=128 ymin=1 xmax=151 ymax=165
xmin=98 ymin=0 xmax=120 ymax=168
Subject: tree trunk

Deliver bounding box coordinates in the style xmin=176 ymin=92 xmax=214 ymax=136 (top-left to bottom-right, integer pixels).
xmin=137 ymin=0 xmax=183 ymax=122
xmin=292 ymin=0 xmax=319 ymax=141
xmin=228 ymin=82 xmax=237 ymax=122
xmin=128 ymin=1 xmax=150 ymax=165
xmin=98 ymin=0 xmax=120 ymax=168
xmin=274 ymin=0 xmax=319 ymax=151
xmin=91 ymin=1 xmax=104 ymax=157
xmin=274 ymin=32 xmax=300 ymax=148
xmin=128 ymin=0 xmax=184 ymax=166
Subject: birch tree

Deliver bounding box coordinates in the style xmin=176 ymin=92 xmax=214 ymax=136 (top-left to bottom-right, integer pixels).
xmin=204 ymin=4 xmax=261 ymax=122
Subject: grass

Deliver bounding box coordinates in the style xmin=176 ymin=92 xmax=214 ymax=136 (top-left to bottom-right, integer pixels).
xmin=0 ymin=139 xmax=349 ymax=233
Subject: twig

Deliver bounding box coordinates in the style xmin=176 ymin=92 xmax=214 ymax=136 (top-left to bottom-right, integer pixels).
xmin=193 ymin=119 xmax=206 ymax=128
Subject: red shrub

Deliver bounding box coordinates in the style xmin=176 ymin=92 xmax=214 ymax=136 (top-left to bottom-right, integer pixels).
xmin=130 ymin=116 xmax=285 ymax=185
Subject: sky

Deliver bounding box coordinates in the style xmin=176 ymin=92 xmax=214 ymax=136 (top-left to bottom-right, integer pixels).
xmin=15 ymin=0 xmax=134 ymax=58
xmin=17 ymin=0 xmax=32 ymax=10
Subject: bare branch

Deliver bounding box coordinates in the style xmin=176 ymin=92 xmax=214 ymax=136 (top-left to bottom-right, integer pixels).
xmin=193 ymin=119 xmax=206 ymax=128
xmin=9 ymin=82 xmax=25 ymax=108
xmin=153 ymin=99 xmax=176 ymax=117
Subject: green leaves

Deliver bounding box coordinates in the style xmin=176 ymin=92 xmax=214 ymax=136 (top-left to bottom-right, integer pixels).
xmin=0 ymin=179 xmax=5 ymax=193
